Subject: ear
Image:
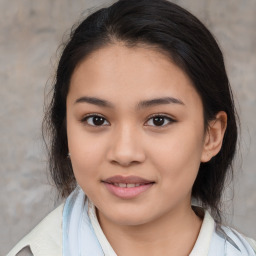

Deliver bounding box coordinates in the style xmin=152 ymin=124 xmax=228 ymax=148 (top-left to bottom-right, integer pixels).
xmin=201 ymin=111 xmax=227 ymax=163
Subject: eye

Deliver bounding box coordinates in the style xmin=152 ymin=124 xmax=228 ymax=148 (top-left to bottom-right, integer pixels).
xmin=81 ymin=113 xmax=175 ymax=127
xmin=81 ymin=114 xmax=110 ymax=127
xmin=145 ymin=114 xmax=176 ymax=127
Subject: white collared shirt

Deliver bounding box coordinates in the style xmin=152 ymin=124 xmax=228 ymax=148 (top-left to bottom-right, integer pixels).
xmin=88 ymin=200 xmax=256 ymax=256
xmin=7 ymin=198 xmax=256 ymax=256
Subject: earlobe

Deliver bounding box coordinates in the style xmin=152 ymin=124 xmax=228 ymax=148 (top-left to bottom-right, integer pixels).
xmin=201 ymin=111 xmax=227 ymax=163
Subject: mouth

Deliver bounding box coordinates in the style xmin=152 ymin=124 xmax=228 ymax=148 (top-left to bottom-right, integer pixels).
xmin=103 ymin=175 xmax=154 ymax=184
xmin=102 ymin=175 xmax=155 ymax=199
xmin=107 ymin=183 xmax=151 ymax=188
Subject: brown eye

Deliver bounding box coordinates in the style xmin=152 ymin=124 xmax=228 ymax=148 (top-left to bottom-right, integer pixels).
xmin=146 ymin=115 xmax=175 ymax=127
xmin=82 ymin=115 xmax=109 ymax=126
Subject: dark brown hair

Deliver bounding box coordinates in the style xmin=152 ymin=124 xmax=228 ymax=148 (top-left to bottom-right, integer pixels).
xmin=43 ymin=0 xmax=238 ymax=221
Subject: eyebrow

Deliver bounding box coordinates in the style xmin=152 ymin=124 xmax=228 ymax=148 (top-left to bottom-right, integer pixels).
xmin=75 ymin=96 xmax=185 ymax=109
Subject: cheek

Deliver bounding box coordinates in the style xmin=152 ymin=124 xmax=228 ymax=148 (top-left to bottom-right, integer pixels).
xmin=66 ymin=121 xmax=105 ymax=183
xmin=68 ymin=137 xmax=103 ymax=197
xmin=148 ymin=124 xmax=204 ymax=187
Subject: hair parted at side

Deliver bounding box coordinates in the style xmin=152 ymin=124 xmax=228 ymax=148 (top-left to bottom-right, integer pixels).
xmin=43 ymin=0 xmax=238 ymax=221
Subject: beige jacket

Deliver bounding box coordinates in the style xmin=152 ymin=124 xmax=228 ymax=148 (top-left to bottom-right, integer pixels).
xmin=7 ymin=202 xmax=256 ymax=256
xmin=7 ymin=204 xmax=63 ymax=256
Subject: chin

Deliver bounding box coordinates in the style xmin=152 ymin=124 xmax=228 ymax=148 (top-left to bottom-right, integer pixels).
xmin=111 ymin=214 xmax=150 ymax=226
xmin=102 ymin=205 xmax=153 ymax=226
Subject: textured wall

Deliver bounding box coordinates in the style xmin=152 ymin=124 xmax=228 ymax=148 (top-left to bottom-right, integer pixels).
xmin=1 ymin=0 xmax=255 ymax=254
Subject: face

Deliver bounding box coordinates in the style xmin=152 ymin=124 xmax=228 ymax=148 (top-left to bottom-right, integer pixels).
xmin=66 ymin=43 xmax=207 ymax=226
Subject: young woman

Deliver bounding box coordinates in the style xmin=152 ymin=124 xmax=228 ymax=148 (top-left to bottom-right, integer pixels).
xmin=7 ymin=0 xmax=256 ymax=255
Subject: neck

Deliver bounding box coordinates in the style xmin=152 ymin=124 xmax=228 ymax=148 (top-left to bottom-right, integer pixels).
xmin=97 ymin=202 xmax=203 ymax=256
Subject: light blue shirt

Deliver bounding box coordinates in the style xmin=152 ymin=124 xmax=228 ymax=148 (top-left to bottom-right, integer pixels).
xmin=63 ymin=187 xmax=256 ymax=256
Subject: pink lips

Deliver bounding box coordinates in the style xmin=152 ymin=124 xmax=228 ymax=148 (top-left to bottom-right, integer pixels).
xmin=104 ymin=175 xmax=153 ymax=184
xmin=103 ymin=175 xmax=155 ymax=199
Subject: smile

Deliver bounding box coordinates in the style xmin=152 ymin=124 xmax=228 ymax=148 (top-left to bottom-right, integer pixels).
xmin=112 ymin=183 xmax=145 ymax=188
xmin=102 ymin=175 xmax=155 ymax=199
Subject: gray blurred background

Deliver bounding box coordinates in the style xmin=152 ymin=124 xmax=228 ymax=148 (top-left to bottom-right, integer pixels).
xmin=1 ymin=0 xmax=255 ymax=254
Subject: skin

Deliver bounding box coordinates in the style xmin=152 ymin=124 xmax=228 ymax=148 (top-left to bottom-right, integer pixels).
xmin=66 ymin=43 xmax=227 ymax=256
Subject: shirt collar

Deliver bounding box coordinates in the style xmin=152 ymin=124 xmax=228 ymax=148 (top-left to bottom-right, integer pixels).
xmin=88 ymin=199 xmax=117 ymax=256
xmin=88 ymin=200 xmax=215 ymax=256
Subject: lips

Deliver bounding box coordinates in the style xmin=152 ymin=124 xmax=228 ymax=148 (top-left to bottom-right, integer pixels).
xmin=103 ymin=175 xmax=154 ymax=184
xmin=102 ymin=175 xmax=155 ymax=199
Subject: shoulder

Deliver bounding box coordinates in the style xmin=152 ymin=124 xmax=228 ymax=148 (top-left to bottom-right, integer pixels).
xmin=209 ymin=222 xmax=256 ymax=256
xmin=191 ymin=208 xmax=256 ymax=256
xmin=7 ymin=203 xmax=64 ymax=256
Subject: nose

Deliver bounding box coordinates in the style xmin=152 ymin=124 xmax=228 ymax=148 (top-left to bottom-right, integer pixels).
xmin=107 ymin=124 xmax=146 ymax=167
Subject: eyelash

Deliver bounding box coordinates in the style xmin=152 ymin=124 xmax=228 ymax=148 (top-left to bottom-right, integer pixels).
xmin=80 ymin=113 xmax=176 ymax=128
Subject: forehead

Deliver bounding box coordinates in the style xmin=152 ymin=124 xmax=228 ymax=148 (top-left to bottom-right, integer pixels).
xmin=68 ymin=43 xmax=201 ymax=109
